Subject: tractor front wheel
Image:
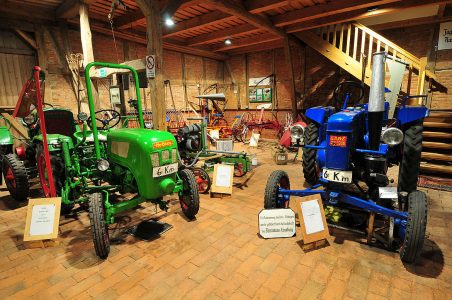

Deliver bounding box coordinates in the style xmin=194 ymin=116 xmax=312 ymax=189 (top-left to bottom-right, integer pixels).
xmin=400 ymin=191 xmax=427 ymax=263
xmin=2 ymin=154 xmax=29 ymax=201
xmin=88 ymin=192 xmax=110 ymax=259
xmin=302 ymin=122 xmax=320 ymax=185
xmin=192 ymin=167 xmax=211 ymax=194
xmin=178 ymin=169 xmax=200 ymax=219
xmin=398 ymin=122 xmax=423 ymax=193
xmin=264 ymin=170 xmax=290 ymax=209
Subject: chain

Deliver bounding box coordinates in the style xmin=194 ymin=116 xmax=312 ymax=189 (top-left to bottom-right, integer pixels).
xmin=109 ymin=18 xmax=120 ymax=64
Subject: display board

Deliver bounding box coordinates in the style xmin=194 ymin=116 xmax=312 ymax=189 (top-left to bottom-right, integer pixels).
xmin=24 ymin=198 xmax=61 ymax=241
xmin=438 ymin=22 xmax=452 ymax=50
xmin=296 ymin=195 xmax=329 ymax=244
xmin=258 ymin=209 xmax=296 ymax=239
xmin=211 ymin=164 xmax=234 ymax=194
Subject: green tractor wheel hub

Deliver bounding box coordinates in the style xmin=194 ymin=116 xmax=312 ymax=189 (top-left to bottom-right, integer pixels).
xmin=160 ymin=178 xmax=176 ymax=194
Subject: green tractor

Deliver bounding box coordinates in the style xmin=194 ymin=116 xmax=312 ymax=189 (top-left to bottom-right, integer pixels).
xmin=18 ymin=63 xmax=200 ymax=258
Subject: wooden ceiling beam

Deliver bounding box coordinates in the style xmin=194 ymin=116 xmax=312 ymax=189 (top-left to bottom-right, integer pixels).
xmin=212 ymin=34 xmax=282 ymax=52
xmin=188 ymin=23 xmax=259 ymax=46
xmin=245 ymin=0 xmax=290 ymax=14
xmin=228 ymin=39 xmax=284 ymax=55
xmin=75 ymin=21 xmax=228 ymax=60
xmin=286 ymin=0 xmax=452 ymax=33
xmin=204 ymin=0 xmax=285 ymax=38
xmin=370 ymin=15 xmax=452 ymax=30
xmin=14 ymin=29 xmax=37 ymax=49
xmin=163 ymin=11 xmax=234 ymax=38
xmin=272 ymin=0 xmax=402 ymax=27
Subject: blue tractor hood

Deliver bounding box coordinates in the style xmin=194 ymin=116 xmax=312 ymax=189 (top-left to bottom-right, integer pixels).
xmin=327 ymin=109 xmax=364 ymax=132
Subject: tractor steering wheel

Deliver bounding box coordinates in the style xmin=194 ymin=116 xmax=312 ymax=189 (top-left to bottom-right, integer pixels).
xmin=333 ymin=81 xmax=365 ymax=109
xmin=87 ymin=109 xmax=121 ymax=130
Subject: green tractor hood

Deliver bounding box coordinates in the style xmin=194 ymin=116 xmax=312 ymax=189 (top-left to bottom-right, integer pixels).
xmin=107 ymin=128 xmax=179 ymax=199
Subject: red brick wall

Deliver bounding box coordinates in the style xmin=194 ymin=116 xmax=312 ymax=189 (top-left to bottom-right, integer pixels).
xmin=40 ymin=24 xmax=451 ymax=118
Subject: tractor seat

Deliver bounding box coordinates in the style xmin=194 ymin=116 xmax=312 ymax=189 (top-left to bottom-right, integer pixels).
xmin=43 ymin=109 xmax=76 ymax=137
xmin=73 ymin=131 xmax=108 ymax=143
xmin=257 ymin=103 xmax=272 ymax=110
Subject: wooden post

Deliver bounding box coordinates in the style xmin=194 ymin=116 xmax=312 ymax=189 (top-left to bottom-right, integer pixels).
xmin=284 ymin=36 xmax=297 ymax=120
xmin=79 ymin=2 xmax=99 ymax=110
xmin=136 ymin=0 xmax=166 ymax=131
xmin=417 ymin=57 xmax=427 ymax=100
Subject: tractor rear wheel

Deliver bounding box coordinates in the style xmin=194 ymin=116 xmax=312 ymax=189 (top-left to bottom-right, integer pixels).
xmin=302 ymin=123 xmax=320 ymax=185
xmin=398 ymin=122 xmax=423 ymax=193
xmin=400 ymin=191 xmax=427 ymax=263
xmin=88 ymin=192 xmax=110 ymax=259
xmin=36 ymin=147 xmax=74 ymax=214
xmin=192 ymin=167 xmax=211 ymax=194
xmin=2 ymin=154 xmax=29 ymax=201
xmin=178 ymin=169 xmax=200 ymax=219
xmin=264 ymin=170 xmax=290 ymax=209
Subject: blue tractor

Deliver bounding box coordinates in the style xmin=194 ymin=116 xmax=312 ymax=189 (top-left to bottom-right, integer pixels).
xmin=265 ymin=52 xmax=428 ymax=263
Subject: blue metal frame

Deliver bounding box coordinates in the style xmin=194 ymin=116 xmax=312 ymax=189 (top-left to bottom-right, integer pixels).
xmin=278 ymin=187 xmax=408 ymax=220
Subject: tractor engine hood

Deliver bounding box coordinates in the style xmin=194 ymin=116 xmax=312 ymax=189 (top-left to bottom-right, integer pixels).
xmin=107 ymin=128 xmax=178 ymax=199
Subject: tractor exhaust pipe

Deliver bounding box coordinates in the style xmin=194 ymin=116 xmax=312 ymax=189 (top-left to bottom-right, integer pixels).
xmin=368 ymin=52 xmax=386 ymax=151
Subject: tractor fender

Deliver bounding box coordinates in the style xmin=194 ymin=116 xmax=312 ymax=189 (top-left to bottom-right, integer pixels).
xmin=395 ymin=106 xmax=429 ymax=126
xmin=305 ymin=107 xmax=335 ymax=125
xmin=0 ymin=127 xmax=13 ymax=146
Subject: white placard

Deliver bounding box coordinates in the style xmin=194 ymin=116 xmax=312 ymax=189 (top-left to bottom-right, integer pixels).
xmin=29 ymin=204 xmax=56 ymax=236
xmin=250 ymin=133 xmax=260 ymax=147
xmin=215 ymin=164 xmax=232 ymax=187
xmin=259 ymin=209 xmax=296 ymax=239
xmin=438 ymin=22 xmax=452 ymax=50
xmin=249 ymin=77 xmax=272 ymax=86
xmin=210 ymin=130 xmax=220 ymax=140
xmin=301 ymin=200 xmax=325 ymax=235
xmin=379 ymin=187 xmax=398 ymax=199
xmin=146 ymin=55 xmax=156 ymax=78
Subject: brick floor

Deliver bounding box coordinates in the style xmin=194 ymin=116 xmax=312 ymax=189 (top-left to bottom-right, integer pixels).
xmin=0 ymin=142 xmax=451 ymax=299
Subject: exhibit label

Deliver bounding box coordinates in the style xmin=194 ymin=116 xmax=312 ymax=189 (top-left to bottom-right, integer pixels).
xmin=438 ymin=22 xmax=452 ymax=50
xmin=258 ymin=209 xmax=296 ymax=239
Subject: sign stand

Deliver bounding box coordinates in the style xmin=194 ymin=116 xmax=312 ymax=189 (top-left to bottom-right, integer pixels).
xmin=24 ymin=198 xmax=61 ymax=248
xmin=210 ymin=164 xmax=234 ymax=198
xmin=296 ymin=195 xmax=330 ymax=250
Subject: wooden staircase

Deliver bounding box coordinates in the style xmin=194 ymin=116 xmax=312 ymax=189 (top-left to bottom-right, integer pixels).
xmin=421 ymin=111 xmax=452 ymax=176
xmin=294 ymin=22 xmax=440 ymax=96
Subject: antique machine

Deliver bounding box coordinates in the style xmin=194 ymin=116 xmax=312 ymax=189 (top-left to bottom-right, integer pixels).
xmin=264 ymin=52 xmax=428 ymax=263
xmin=14 ymin=64 xmax=199 ymax=259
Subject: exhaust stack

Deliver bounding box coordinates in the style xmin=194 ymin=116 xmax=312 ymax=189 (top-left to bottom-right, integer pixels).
xmin=368 ymin=52 xmax=386 ymax=150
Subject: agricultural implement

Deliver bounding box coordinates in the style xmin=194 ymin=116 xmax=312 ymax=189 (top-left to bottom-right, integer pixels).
xmin=265 ymin=52 xmax=428 ymax=263
xmin=15 ymin=63 xmax=199 ymax=259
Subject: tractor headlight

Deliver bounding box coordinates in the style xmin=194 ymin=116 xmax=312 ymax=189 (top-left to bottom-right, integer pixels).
xmin=381 ymin=127 xmax=404 ymax=146
xmin=290 ymin=124 xmax=304 ymax=140
xmin=151 ymin=153 xmax=160 ymax=166
xmin=23 ymin=113 xmax=37 ymax=125
xmin=172 ymin=149 xmax=177 ymax=163
xmin=97 ymin=159 xmax=110 ymax=171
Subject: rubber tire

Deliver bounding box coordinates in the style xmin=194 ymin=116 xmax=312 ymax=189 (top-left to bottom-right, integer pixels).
xmin=178 ymin=169 xmax=200 ymax=219
xmin=400 ymin=191 xmax=428 ymax=263
xmin=36 ymin=147 xmax=74 ymax=214
xmin=398 ymin=122 xmax=423 ymax=193
xmin=302 ymin=123 xmax=320 ymax=185
xmin=192 ymin=167 xmax=211 ymax=194
xmin=88 ymin=192 xmax=110 ymax=259
xmin=2 ymin=154 xmax=29 ymax=201
xmin=264 ymin=170 xmax=290 ymax=209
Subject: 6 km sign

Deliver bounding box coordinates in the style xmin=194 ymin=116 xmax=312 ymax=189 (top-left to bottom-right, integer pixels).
xmin=146 ymin=55 xmax=155 ymax=78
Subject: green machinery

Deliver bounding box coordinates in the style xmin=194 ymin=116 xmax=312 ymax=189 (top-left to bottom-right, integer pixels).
xmin=19 ymin=62 xmax=200 ymax=259
xmin=177 ymin=117 xmax=251 ymax=177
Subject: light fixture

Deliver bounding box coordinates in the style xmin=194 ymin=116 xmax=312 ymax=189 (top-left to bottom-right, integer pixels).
xmin=164 ymin=18 xmax=175 ymax=27
xmin=224 ymin=39 xmax=232 ymax=45
xmin=367 ymin=6 xmax=379 ymax=12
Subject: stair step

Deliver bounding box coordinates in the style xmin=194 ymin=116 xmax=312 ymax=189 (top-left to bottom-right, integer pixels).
xmin=424 ymin=122 xmax=452 ymax=129
xmin=423 ymin=141 xmax=452 ymax=150
xmin=428 ymin=111 xmax=452 ymax=118
xmin=425 ymin=117 xmax=452 ymax=123
xmin=420 ymin=162 xmax=452 ymax=174
xmin=423 ymin=131 xmax=452 ymax=138
xmin=421 ymin=152 xmax=452 ymax=162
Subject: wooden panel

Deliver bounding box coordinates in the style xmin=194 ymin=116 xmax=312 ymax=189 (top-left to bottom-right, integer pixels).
xmin=0 ymin=30 xmax=36 ymax=107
